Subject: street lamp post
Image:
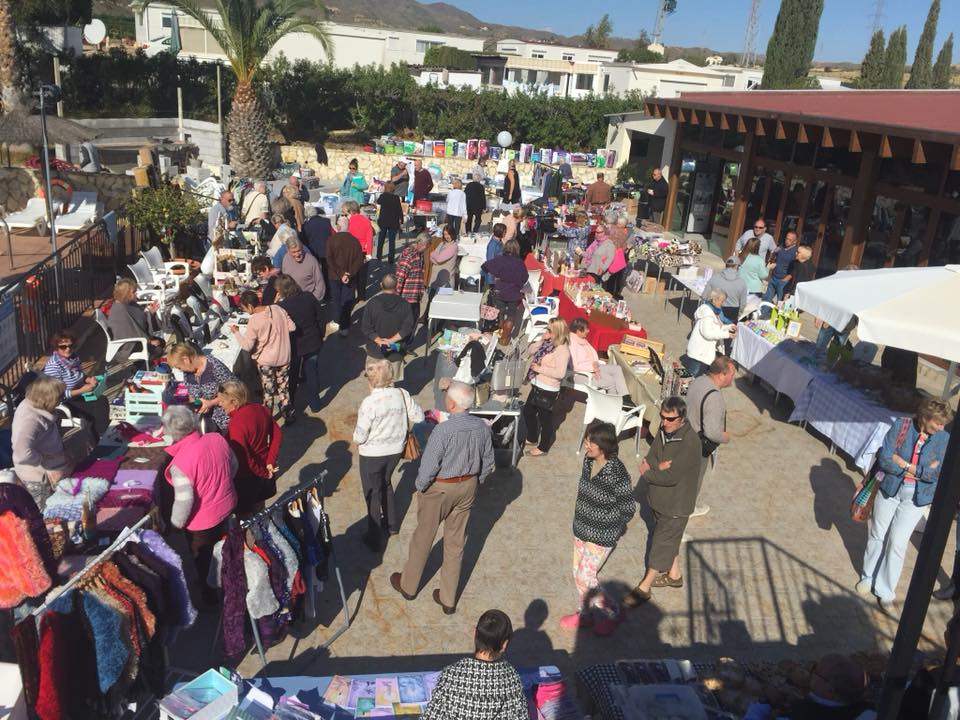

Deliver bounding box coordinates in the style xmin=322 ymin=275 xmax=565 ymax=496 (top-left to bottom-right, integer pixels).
xmin=38 ymin=83 xmax=63 ymax=297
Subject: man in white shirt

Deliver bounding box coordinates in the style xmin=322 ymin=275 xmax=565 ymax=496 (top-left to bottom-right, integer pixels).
xmin=735 ymin=219 xmax=777 ymax=261
xmin=241 ymin=181 xmax=270 ymax=226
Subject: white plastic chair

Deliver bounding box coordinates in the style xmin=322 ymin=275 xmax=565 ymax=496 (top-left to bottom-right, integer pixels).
xmin=575 ymin=385 xmax=647 ymax=457
xmin=142 ymin=246 xmax=190 ymax=282
xmin=526 ymin=269 xmax=542 ymax=296
xmin=57 ymin=402 xmax=83 ymax=430
xmin=521 ymin=296 xmax=559 ymax=342
xmin=128 ymin=258 xmax=176 ymax=292
xmin=186 ymin=295 xmax=222 ymax=338
xmin=194 ymin=273 xmax=214 ymax=300
xmin=95 ymin=308 xmax=150 ymax=370
xmin=458 ymin=255 xmax=484 ymax=292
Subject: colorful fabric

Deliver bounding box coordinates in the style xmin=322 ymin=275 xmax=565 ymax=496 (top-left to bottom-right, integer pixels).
xmin=527 ymin=339 xmax=555 ymax=382
xmin=259 ymin=364 xmax=290 ymax=417
xmin=42 ymin=476 xmax=111 ymax=521
xmin=134 ymin=530 xmax=197 ymax=627
xmin=573 ymin=538 xmax=617 ymax=615
xmin=395 ymin=244 xmax=426 ymax=303
xmin=0 ymin=511 xmax=52 ymax=608
xmin=81 ymin=591 xmax=130 ymax=693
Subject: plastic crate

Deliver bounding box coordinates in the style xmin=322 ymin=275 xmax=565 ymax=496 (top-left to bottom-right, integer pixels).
xmin=125 ymin=382 xmax=165 ymax=423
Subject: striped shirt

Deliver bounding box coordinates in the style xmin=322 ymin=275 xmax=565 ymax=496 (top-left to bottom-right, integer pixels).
xmin=43 ymin=353 xmax=85 ymax=396
xmin=416 ymin=412 xmax=495 ymax=492
xmin=395 ymin=244 xmax=425 ymax=304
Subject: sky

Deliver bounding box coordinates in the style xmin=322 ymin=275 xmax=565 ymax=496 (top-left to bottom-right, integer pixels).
xmin=448 ymin=0 xmax=960 ymax=63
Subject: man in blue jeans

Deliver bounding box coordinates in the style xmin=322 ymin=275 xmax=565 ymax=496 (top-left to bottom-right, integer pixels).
xmin=763 ymin=229 xmax=799 ymax=304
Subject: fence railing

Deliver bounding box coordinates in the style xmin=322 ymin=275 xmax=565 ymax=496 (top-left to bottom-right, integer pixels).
xmin=0 ymin=210 xmax=145 ymax=389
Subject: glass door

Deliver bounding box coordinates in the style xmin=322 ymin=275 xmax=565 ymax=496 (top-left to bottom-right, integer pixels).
xmin=711 ymin=161 xmax=740 ymax=255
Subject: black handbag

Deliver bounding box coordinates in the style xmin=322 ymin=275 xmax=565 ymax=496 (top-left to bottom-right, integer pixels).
xmin=528 ymin=385 xmax=559 ymax=411
xmin=698 ymin=389 xmax=721 ymax=458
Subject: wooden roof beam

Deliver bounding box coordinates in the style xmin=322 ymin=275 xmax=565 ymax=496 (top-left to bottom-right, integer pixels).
xmin=952 ymin=145 xmax=960 ymax=171
xmin=704 ymin=111 xmax=715 ymax=128
xmin=821 ymin=127 xmax=834 ymax=148
xmin=848 ymin=130 xmax=861 ymax=153
xmin=736 ymin=115 xmax=747 ymax=133
xmin=796 ymin=123 xmax=809 ymax=144
xmin=720 ymin=113 xmax=731 ymax=131
xmin=775 ymin=120 xmax=787 ymax=140
xmin=677 ymin=108 xmax=687 ymax=123
xmin=754 ymin=118 xmax=767 ymax=136
xmin=689 ymin=109 xmax=700 ymax=125
xmin=880 ymin=135 xmax=893 ymax=159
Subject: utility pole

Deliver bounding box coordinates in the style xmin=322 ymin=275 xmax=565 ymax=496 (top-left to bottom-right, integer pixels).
xmin=741 ymin=0 xmax=762 ymax=67
xmin=652 ymin=0 xmax=668 ymax=46
xmin=871 ymin=0 xmax=885 ymax=34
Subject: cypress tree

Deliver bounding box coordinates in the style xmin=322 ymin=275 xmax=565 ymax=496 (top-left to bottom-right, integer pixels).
xmin=760 ymin=0 xmax=826 ymax=89
xmin=932 ymin=33 xmax=954 ymax=88
xmin=858 ymin=29 xmax=886 ymax=88
xmin=882 ymin=26 xmax=908 ymax=88
xmin=906 ymin=0 xmax=940 ymax=89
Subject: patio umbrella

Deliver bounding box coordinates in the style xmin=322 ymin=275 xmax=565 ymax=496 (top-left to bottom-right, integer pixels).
xmin=0 ymin=109 xmax=100 ymax=145
xmin=795 ymin=265 xmax=960 ymax=363
xmin=793 ymin=265 xmax=960 ymax=719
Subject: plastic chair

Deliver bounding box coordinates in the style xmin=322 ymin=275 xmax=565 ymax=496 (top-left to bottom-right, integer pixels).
xmin=128 ymin=258 xmax=176 ymax=292
xmin=521 ymin=296 xmax=559 ymax=342
xmin=526 ymin=269 xmax=542 ymax=296
xmin=95 ymin=308 xmax=150 ymax=370
xmin=142 ymin=246 xmax=190 ymax=280
xmin=575 ymin=384 xmax=647 ymax=457
xmin=186 ymin=295 xmax=222 ymax=338
xmin=194 ymin=273 xmax=214 ymax=300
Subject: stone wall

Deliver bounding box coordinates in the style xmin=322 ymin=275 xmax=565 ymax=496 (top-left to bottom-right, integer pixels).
xmin=0 ymin=168 xmax=134 ymax=214
xmin=280 ymin=144 xmax=608 ymax=186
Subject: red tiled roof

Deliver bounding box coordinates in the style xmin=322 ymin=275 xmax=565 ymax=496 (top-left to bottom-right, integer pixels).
xmin=653 ymin=90 xmax=960 ymax=141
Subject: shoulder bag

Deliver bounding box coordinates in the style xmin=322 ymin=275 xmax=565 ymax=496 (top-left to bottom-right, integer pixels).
xmin=399 ymin=389 xmax=421 ymax=460
xmin=698 ymin=389 xmax=721 ymax=458
xmin=850 ymin=418 xmax=911 ymax=523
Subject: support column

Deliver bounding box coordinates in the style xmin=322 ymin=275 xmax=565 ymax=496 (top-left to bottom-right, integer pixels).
xmin=727 ymin=131 xmax=757 ymax=258
xmin=663 ymin=122 xmax=683 ymax=231
xmin=839 ymin=149 xmax=878 ymax=269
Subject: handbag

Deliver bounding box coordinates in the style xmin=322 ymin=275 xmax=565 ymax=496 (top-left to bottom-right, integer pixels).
xmin=850 ymin=418 xmax=911 ymax=523
xmin=528 ymin=384 xmax=558 ymax=411
xmin=399 ymin=389 xmax=420 ymax=460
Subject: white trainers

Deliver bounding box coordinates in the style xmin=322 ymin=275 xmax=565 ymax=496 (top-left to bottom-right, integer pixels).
xmin=854 ymin=578 xmax=872 ymax=597
xmin=690 ymin=504 xmax=710 ymax=518
xmin=878 ymin=597 xmax=897 ymax=614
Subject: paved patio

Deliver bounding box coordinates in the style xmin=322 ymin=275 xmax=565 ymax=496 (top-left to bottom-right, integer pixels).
xmin=167 ymin=259 xmax=954 ymax=680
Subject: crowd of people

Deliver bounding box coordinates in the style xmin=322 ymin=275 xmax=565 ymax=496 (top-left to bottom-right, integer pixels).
xmin=5 ymin=156 xmax=955 ymax=720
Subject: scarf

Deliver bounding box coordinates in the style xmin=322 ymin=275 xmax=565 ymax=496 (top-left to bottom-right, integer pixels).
xmin=527 ymin=339 xmax=556 ymax=382
xmin=708 ymin=302 xmax=735 ymax=326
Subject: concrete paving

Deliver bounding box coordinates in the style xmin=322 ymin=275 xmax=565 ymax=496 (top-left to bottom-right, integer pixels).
xmin=167 ymin=259 xmax=954 ymax=679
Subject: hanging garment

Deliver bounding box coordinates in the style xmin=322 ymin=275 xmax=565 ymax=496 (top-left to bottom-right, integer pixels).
xmin=0 ymin=512 xmax=52 ymax=608
xmin=209 ymin=538 xmax=280 ymax=620
xmin=0 ymin=482 xmax=58 ymax=581
xmin=134 ymin=530 xmax=197 ymax=628
xmin=82 ymin=589 xmax=132 ymax=693
xmin=220 ymin=528 xmax=250 ymax=659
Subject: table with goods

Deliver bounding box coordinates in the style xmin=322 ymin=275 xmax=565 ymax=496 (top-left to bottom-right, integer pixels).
xmin=556 ymin=279 xmax=647 ymax=353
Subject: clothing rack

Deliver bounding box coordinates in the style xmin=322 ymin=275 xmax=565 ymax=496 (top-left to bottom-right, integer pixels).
xmin=236 ymin=470 xmax=352 ymax=669
xmin=31 ymin=513 xmax=153 ymax=617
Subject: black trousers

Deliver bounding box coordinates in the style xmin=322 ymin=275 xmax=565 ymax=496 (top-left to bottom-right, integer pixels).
xmin=359 ymin=453 xmax=401 ymax=534
xmin=522 ymin=389 xmax=559 ymax=452
xmin=447 ymin=215 xmax=462 ymax=237
xmin=465 ymin=210 xmax=483 ymax=233
xmin=356 ymin=260 xmax=370 ymax=301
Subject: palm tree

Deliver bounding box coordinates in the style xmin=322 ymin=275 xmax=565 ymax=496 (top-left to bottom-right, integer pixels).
xmin=0 ymin=0 xmax=25 ymax=112
xmin=154 ymin=0 xmax=332 ymax=177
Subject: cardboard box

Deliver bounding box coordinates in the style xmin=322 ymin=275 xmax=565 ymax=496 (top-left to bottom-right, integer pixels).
xmin=642 ymin=276 xmax=658 ymax=294
xmin=588 ymin=309 xmax=626 ymax=330
xmin=622 ymin=336 xmax=666 ymax=358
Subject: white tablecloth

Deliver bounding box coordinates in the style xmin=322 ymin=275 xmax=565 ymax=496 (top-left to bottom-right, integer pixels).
xmin=428 ymin=291 xmax=482 ymax=323
xmin=731 ymin=324 xmax=818 ymax=404
xmin=789 ymin=374 xmax=907 ymax=473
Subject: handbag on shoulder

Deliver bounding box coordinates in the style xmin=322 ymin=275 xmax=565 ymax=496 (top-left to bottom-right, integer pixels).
xmin=399 ymin=389 xmax=421 ymax=460
xmin=850 ymin=418 xmax=911 ymax=523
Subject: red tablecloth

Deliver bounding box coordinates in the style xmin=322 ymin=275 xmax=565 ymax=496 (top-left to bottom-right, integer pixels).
xmin=524 ymin=256 xmax=591 ymax=297
xmin=557 ymin=293 xmax=647 ymax=352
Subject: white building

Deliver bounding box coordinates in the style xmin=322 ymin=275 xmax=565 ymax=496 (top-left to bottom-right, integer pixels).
xmin=133 ymin=2 xmax=486 ymax=67
xmin=495 ymin=39 xmax=618 ymax=65
xmin=411 ymin=68 xmax=483 ymax=90
xmin=489 ymin=39 xmax=618 ymax=98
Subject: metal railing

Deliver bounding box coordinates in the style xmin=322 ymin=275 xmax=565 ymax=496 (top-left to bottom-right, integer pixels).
xmin=0 ymin=210 xmax=145 ymax=388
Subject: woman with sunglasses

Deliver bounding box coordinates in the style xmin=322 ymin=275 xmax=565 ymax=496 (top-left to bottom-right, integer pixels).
xmin=42 ymin=329 xmax=110 ymax=438
xmin=623 ymin=396 xmax=703 ymax=608
xmin=563 ymin=420 xmax=635 ymax=636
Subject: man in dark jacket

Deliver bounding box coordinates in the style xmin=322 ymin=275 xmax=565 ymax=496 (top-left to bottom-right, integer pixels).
xmin=465 ymin=179 xmax=486 ymax=234
xmin=623 ymin=396 xmax=702 ymax=607
xmin=647 ymin=166 xmax=669 ymax=224
xmin=276 ymin=274 xmax=325 ymax=421
xmin=376 ymin=183 xmax=404 ymax=264
xmin=362 ymin=274 xmax=415 ymax=368
xmin=301 ymin=205 xmax=333 ymax=300
xmin=326 ymin=230 xmax=365 ymax=337
xmin=412 ymin=159 xmax=434 ymax=231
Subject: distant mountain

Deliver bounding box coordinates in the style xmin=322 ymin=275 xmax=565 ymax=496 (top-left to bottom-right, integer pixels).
xmin=93 ymin=0 xmax=736 ymax=59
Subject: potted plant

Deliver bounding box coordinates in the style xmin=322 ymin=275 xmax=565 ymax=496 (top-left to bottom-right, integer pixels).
xmin=129 ymin=184 xmax=203 ymax=257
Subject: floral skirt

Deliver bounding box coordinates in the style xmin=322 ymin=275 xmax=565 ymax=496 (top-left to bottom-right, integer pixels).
xmin=259 ymin=364 xmax=290 ymax=417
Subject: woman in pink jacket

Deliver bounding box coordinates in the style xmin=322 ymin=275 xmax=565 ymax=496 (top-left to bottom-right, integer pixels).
xmin=231 ymin=290 xmax=296 ymax=419
xmin=523 ymin=317 xmax=572 ymax=457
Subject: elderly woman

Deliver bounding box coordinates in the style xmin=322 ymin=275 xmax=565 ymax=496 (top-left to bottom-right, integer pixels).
xmin=857 ymin=398 xmax=955 ymax=611
xmin=606 ymin=215 xmax=631 ymax=298
xmin=42 ymin=329 xmax=109 ymax=437
xmin=346 ymin=200 xmax=374 ymax=301
xmin=446 ymin=178 xmax=467 ymax=237
xmin=684 ymin=288 xmax=736 ymax=377
xmin=562 ymin=420 xmax=635 ymax=636
xmin=280 ymin=183 xmax=304 ymax=232
xmin=162 ymin=405 xmax=237 ymax=605
xmin=276 ymin=274 xmax=326 ymax=418
xmin=353 ymin=358 xmax=424 ymax=551
xmin=522 ymin=317 xmax=572 ymax=457
xmin=267 ymin=213 xmax=297 ymax=268
xmin=218 ymin=380 xmax=281 ymax=516
xmin=167 ymin=343 xmax=238 ymax=432
xmin=482 ymin=238 xmax=528 ymax=330
xmin=569 ymin=317 xmax=629 ymax=396
xmin=107 ymin=278 xmax=163 ymax=355
xmin=583 ymin=225 xmax=617 ymax=287
xmin=231 ymin=290 xmax=296 ymax=420
xmin=429 ymin=223 xmax=459 ymax=291
xmin=12 ymin=375 xmax=70 ymax=506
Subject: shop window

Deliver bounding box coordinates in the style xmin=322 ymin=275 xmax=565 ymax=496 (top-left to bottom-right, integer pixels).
xmin=814 ymin=146 xmax=860 ymax=177
xmin=575 ymin=74 xmax=594 ymax=90
xmin=929 ymin=213 xmax=960 ymax=266
xmin=860 ymin=195 xmax=899 ymax=270
xmin=892 ymin=205 xmax=930 ymax=267
xmin=879 ymin=157 xmax=941 ymax=194
xmin=756 ymin=136 xmax=793 ymax=162
xmin=721 ymin=130 xmax=746 ymax=152
xmin=817 ymin=185 xmax=852 ymax=277
xmin=711 ymin=162 xmax=740 ymax=250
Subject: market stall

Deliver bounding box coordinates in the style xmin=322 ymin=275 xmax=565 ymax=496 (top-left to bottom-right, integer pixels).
xmin=556 ymin=281 xmax=646 ymax=353
xmin=608 ymin=344 xmax=664 ymax=433
xmin=731 ymin=320 xmax=819 ymax=405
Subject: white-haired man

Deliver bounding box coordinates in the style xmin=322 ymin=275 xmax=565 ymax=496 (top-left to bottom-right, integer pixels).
xmin=242 ymin=180 xmax=271 ymax=227
xmin=281 ymin=237 xmax=325 ymax=302
xmin=391 ymin=381 xmax=494 ymax=615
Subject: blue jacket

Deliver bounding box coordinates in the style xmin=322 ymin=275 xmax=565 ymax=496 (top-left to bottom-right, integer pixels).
xmin=484 ymin=237 xmax=503 ymax=285
xmin=877 ymin=417 xmax=950 ymax=507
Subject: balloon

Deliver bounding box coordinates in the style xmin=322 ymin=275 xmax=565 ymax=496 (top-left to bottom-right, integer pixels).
xmin=496 ymin=131 xmax=513 ymax=148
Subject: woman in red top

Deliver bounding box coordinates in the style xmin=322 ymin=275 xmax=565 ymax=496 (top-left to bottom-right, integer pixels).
xmin=217 ymin=380 xmax=282 ymax=516
xmin=346 ymin=200 xmax=374 ymax=301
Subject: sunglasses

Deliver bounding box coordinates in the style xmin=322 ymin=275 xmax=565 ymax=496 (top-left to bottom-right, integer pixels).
xmin=660 ymin=414 xmax=681 ymax=421
xmin=58 ymin=343 xmax=73 ymax=349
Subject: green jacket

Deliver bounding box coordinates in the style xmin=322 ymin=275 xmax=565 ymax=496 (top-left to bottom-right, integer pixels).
xmin=642 ymin=421 xmax=702 ymax=517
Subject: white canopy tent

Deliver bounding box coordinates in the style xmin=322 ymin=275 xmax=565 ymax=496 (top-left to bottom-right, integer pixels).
xmin=795 ymin=265 xmax=960 ymax=396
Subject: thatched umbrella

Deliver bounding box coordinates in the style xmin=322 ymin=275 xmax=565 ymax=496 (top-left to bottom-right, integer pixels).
xmin=0 ymin=108 xmax=99 ymax=145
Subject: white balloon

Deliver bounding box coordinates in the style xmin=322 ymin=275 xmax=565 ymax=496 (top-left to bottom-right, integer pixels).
xmin=496 ymin=131 xmax=513 ymax=148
